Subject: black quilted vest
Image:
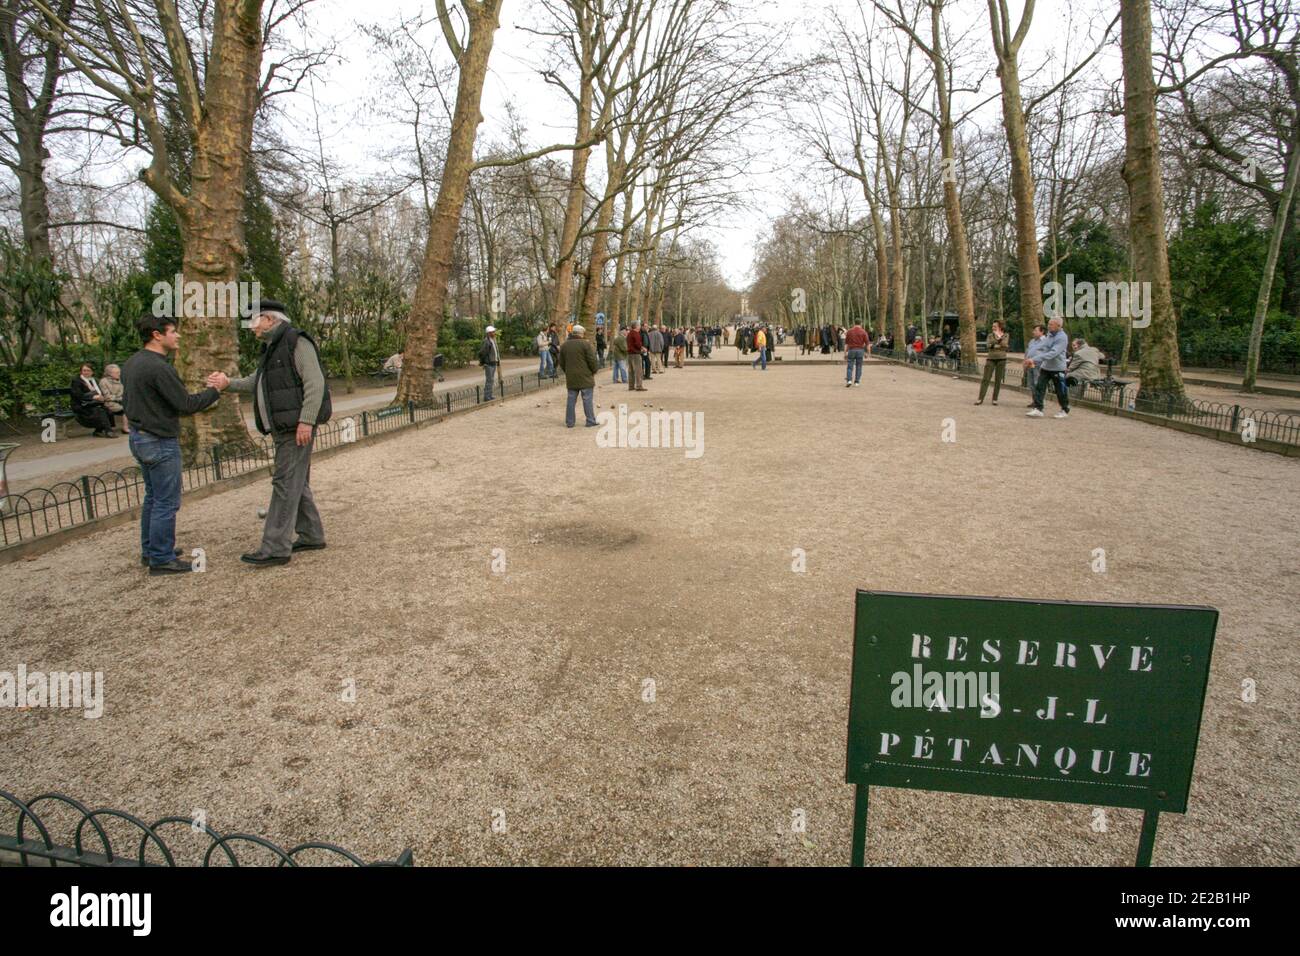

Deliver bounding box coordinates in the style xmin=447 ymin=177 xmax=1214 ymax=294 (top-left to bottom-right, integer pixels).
xmin=254 ymin=325 xmax=332 ymax=435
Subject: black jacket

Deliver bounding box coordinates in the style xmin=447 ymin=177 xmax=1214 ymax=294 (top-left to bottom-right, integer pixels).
xmin=121 ymin=349 xmax=220 ymax=438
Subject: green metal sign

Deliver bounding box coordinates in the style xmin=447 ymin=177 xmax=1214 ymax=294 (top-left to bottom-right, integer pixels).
xmin=846 ymin=591 xmax=1218 ymax=866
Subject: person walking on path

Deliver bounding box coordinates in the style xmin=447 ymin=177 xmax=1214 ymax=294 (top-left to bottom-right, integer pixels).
xmin=122 ymin=315 xmax=223 ymax=574
xmin=208 ymin=300 xmax=332 ymax=566
xmin=626 ymin=321 xmax=647 ymax=391
xmin=844 ymin=322 xmax=868 ymax=387
xmin=975 ymin=320 xmax=1009 ymax=405
xmin=673 ymin=328 xmax=686 ymax=367
xmin=1026 ymin=317 xmax=1070 ymax=419
xmin=479 ymin=325 xmax=501 ymax=400
xmin=611 ymin=326 xmax=629 ymax=383
xmin=559 ymin=324 xmax=600 ymax=428
xmin=752 ymin=326 xmax=768 ymax=370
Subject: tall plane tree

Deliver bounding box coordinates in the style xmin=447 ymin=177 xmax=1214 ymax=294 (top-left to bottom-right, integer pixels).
xmin=28 ymin=0 xmax=310 ymax=454
xmin=1121 ymin=0 xmax=1185 ymax=400
xmin=397 ymin=0 xmax=503 ymax=404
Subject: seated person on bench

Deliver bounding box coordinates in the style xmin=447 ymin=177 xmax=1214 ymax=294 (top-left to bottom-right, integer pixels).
xmin=99 ymin=363 xmax=129 ymax=434
xmin=71 ymin=363 xmax=119 ymax=438
xmin=1066 ymin=338 xmax=1104 ymax=386
xmin=383 ymin=351 xmax=404 ymax=374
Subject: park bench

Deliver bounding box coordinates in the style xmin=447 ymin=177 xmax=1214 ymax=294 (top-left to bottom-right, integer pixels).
xmin=373 ymin=353 xmax=444 ymax=382
xmin=28 ymin=387 xmax=82 ymax=440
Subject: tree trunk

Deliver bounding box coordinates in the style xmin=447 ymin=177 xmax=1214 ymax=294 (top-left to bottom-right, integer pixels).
xmin=397 ymin=1 xmax=503 ymax=403
xmin=169 ymin=0 xmax=267 ymax=458
xmin=1120 ymin=0 xmax=1185 ymax=400
xmin=1243 ymin=132 xmax=1300 ymax=391
xmin=996 ymin=54 xmax=1043 ymax=346
xmin=549 ymin=57 xmax=595 ymax=328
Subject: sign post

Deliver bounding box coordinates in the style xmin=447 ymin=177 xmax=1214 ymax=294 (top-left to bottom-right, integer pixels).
xmin=846 ymin=591 xmax=1217 ymax=866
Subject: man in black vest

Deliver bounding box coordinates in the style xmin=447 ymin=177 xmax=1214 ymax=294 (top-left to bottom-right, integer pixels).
xmin=207 ymin=300 xmax=331 ymax=566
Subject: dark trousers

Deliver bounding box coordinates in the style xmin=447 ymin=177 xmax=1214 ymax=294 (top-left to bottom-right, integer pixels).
xmin=1033 ymin=368 xmax=1070 ymax=411
xmin=129 ymin=429 xmax=182 ymax=566
xmin=75 ymin=404 xmax=115 ymax=432
xmin=978 ymin=359 xmax=1006 ymax=401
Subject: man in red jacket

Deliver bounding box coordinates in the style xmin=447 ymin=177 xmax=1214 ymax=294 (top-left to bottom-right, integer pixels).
xmin=844 ymin=322 xmax=870 ymax=387
xmin=625 ymin=320 xmax=646 ymax=391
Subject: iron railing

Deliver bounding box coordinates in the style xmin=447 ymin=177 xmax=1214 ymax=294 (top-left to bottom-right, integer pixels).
xmin=0 ymin=789 xmax=411 ymax=867
xmin=1 ymin=369 xmax=568 ymax=549
xmin=870 ymin=348 xmax=1300 ymax=446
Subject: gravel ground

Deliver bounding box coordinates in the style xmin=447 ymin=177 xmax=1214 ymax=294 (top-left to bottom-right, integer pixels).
xmin=1 ymin=359 xmax=1296 ymax=866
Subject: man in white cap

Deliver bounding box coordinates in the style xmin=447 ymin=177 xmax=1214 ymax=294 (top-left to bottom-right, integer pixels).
xmin=478 ymin=325 xmax=500 ymax=400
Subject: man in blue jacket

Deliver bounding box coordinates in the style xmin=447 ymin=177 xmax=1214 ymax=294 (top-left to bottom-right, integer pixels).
xmin=1026 ymin=317 xmax=1070 ymax=418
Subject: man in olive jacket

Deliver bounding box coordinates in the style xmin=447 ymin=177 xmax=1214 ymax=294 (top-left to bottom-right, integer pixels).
xmin=558 ymin=324 xmax=599 ymax=428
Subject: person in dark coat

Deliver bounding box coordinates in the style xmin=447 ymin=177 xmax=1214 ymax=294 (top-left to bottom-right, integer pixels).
xmin=71 ymin=364 xmax=118 ymax=437
xmin=558 ymin=324 xmax=599 ymax=427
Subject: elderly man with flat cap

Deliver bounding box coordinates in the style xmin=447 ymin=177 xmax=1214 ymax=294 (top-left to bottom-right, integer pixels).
xmin=207 ymin=299 xmax=332 ymax=566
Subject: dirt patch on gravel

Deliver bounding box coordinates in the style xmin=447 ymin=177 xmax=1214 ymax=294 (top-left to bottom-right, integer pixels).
xmin=1 ymin=359 xmax=1296 ymax=866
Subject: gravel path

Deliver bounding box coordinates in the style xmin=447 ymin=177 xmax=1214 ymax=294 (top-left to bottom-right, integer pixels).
xmin=1 ymin=360 xmax=1295 ymax=866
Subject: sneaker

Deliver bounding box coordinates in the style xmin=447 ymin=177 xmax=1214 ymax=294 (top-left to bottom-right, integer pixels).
xmin=1026 ymin=409 xmax=1044 ymax=418
xmin=853 ymin=382 xmax=861 ymax=387
xmin=1054 ymin=410 xmax=1070 ymax=419
xmin=845 ymin=382 xmax=852 ymax=388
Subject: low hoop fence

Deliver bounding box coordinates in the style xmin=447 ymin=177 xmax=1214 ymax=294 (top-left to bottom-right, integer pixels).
xmin=1 ymin=367 xmax=569 ymax=550
xmin=869 ymin=348 xmax=1300 ymax=447
xmin=0 ymin=789 xmax=411 ymax=867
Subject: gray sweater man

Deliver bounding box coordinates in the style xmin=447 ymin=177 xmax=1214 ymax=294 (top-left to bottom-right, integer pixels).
xmin=208 ymin=305 xmax=330 ymax=565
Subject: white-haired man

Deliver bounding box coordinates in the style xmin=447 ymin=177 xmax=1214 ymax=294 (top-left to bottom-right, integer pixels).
xmin=207 ymin=299 xmax=331 ymax=566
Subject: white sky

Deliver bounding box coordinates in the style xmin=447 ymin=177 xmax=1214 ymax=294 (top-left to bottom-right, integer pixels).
xmin=42 ymin=0 xmax=1122 ymax=289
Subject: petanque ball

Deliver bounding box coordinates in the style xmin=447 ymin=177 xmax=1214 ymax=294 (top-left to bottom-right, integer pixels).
xmin=257 ymin=507 xmax=267 ymax=518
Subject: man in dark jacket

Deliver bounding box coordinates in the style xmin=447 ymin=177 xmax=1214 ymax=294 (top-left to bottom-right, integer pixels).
xmin=122 ymin=314 xmax=223 ymax=574
xmin=558 ymin=324 xmax=599 ymax=427
xmin=478 ymin=325 xmax=501 ymax=399
xmin=70 ymin=363 xmax=118 ymax=437
xmin=207 ymin=300 xmax=331 ymax=566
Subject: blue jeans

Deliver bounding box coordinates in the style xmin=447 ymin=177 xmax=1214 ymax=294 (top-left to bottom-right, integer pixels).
xmin=539 ymin=350 xmax=554 ymax=377
xmin=129 ymin=429 xmax=182 ymax=566
xmin=484 ymin=364 xmax=497 ymax=400
xmin=612 ymin=358 xmax=628 ymax=383
xmin=846 ymin=348 xmax=865 ymax=383
xmin=566 ymin=387 xmax=596 ymax=426
xmin=752 ymin=348 xmax=767 ymax=369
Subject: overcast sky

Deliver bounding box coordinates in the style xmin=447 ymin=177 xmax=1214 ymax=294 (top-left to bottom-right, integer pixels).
xmin=42 ymin=0 xmax=1121 ymax=290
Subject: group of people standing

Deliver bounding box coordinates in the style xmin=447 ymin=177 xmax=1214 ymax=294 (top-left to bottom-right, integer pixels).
xmin=793 ymin=325 xmax=844 ymax=355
